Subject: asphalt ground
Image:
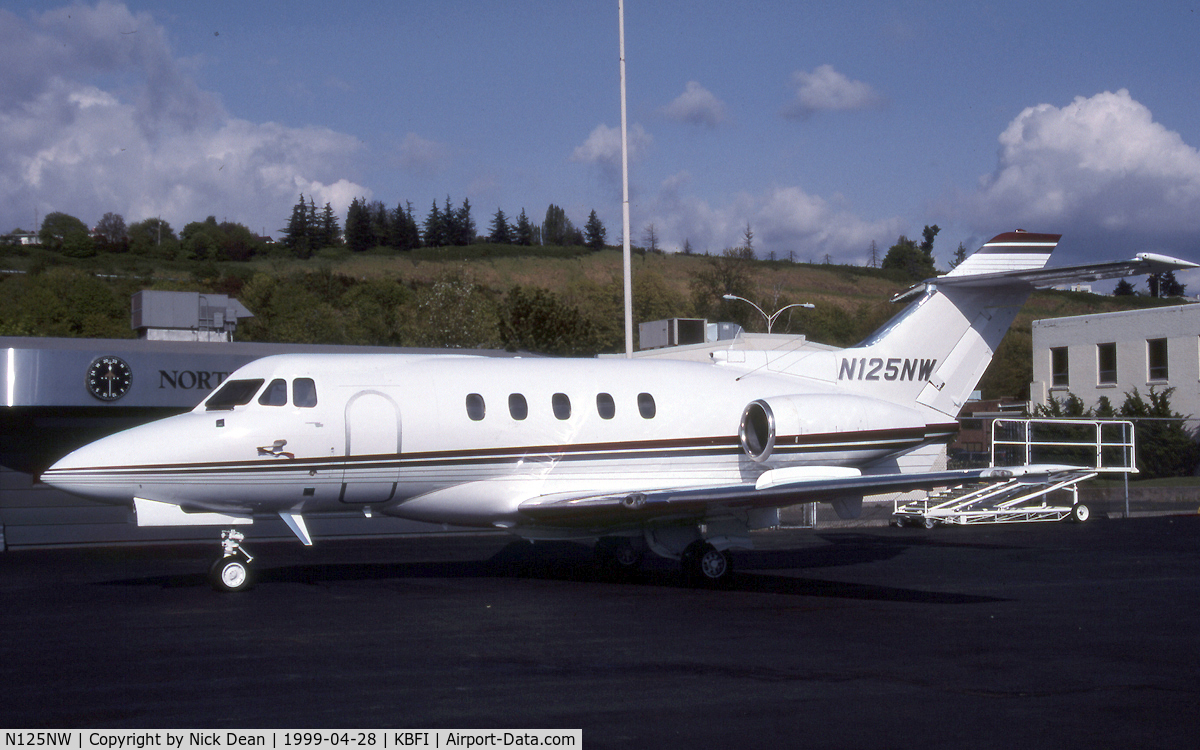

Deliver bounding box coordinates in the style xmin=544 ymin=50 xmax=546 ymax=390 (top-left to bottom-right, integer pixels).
xmin=1 ymin=515 xmax=1199 ymax=749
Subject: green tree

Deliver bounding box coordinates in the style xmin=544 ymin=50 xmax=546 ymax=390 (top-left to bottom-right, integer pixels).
xmin=345 ymin=197 xmax=373 ymax=252
xmin=94 ymin=212 xmax=128 ymax=253
xmin=283 ymin=194 xmax=313 ymax=257
xmin=500 ymin=286 xmax=598 ymax=355
xmin=1113 ymin=278 xmax=1137 ymax=296
xmin=424 ymin=200 xmax=447 ymax=247
xmin=127 ymin=217 xmax=179 ymax=258
xmin=584 ymin=210 xmax=607 ymax=251
xmin=1148 ymin=271 xmax=1186 ymax=298
xmin=406 ymin=271 xmax=500 ymax=348
xmin=542 ymin=204 xmax=576 ymax=247
xmin=488 ymin=208 xmax=513 ymax=244
xmin=881 ymin=225 xmax=939 ymax=282
xmin=1119 ymin=387 xmax=1200 ymax=478
xmin=514 ymin=208 xmax=535 ymax=246
xmin=690 ymin=247 xmax=757 ymax=330
xmin=40 ymin=212 xmax=93 ymax=258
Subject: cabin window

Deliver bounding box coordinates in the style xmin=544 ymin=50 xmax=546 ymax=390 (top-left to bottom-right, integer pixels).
xmin=1148 ymin=338 xmax=1169 ymax=381
xmin=1097 ymin=343 xmax=1117 ymax=385
xmin=293 ymin=378 xmax=318 ymax=408
xmin=509 ymin=394 xmax=528 ymax=420
xmin=205 ymin=379 xmax=265 ymax=411
xmin=552 ymin=393 xmax=571 ymax=420
xmin=466 ymin=393 xmax=486 ymax=421
xmin=258 ymin=379 xmax=288 ymax=406
xmin=638 ymin=393 xmax=656 ymax=419
xmin=1050 ymin=347 xmax=1069 ymax=388
xmin=596 ymin=393 xmax=615 ymax=419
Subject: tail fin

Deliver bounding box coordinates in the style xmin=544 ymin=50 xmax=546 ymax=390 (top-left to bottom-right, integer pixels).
xmin=835 ymin=231 xmax=1061 ymax=416
xmin=833 ymin=231 xmax=1196 ymax=417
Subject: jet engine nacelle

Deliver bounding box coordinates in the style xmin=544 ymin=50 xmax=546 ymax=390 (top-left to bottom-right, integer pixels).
xmin=738 ymin=393 xmax=930 ymax=462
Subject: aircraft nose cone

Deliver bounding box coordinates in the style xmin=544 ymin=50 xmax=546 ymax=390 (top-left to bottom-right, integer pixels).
xmin=40 ymin=430 xmax=138 ymax=502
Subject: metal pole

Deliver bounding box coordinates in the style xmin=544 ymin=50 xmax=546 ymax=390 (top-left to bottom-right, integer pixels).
xmin=619 ymin=0 xmax=633 ymax=357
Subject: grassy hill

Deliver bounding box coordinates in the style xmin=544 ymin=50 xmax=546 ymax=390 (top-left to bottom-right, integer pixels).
xmin=0 ymin=243 xmax=1183 ymax=400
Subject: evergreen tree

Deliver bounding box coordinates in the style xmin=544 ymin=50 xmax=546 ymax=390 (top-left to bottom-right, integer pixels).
xmin=1148 ymin=271 xmax=1186 ymax=297
xmin=424 ymin=200 xmax=446 ymax=247
xmin=584 ymin=210 xmax=607 ymax=251
xmin=488 ymin=207 xmax=513 ymax=244
xmin=319 ymin=202 xmax=340 ymax=248
xmin=283 ymin=194 xmax=312 ymax=257
xmin=514 ymin=208 xmax=534 ymax=246
xmin=1113 ymin=278 xmax=1137 ymax=296
xmin=454 ymin=198 xmax=475 ymax=245
xmin=950 ymin=241 xmax=968 ymax=269
xmin=345 ymin=197 xmax=372 ymax=252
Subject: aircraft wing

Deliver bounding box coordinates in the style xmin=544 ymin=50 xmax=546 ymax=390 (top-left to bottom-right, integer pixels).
xmin=516 ymin=465 xmax=1075 ymax=528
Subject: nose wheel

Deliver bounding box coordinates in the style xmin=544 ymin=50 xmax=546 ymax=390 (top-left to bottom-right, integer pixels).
xmin=209 ymin=529 xmax=254 ymax=592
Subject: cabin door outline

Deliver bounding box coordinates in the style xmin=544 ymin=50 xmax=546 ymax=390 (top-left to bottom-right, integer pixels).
xmin=340 ymin=390 xmax=401 ymax=503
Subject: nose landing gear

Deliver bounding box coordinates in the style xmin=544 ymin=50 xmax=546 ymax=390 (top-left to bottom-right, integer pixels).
xmin=209 ymin=529 xmax=254 ymax=592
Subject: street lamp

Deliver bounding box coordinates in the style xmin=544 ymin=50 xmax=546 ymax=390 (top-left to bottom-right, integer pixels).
xmin=722 ymin=294 xmax=814 ymax=334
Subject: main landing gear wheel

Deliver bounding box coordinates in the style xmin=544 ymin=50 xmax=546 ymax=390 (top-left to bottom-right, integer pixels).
xmin=1070 ymin=503 xmax=1091 ymax=523
xmin=209 ymin=553 xmax=252 ymax=592
xmin=681 ymin=541 xmax=733 ymax=587
xmin=593 ymin=537 xmax=644 ymax=576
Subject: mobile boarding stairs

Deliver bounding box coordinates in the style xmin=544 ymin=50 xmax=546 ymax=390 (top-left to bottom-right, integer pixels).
xmin=892 ymin=419 xmax=1135 ymax=528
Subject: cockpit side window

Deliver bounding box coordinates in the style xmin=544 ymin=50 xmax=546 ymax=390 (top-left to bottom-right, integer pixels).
xmin=293 ymin=378 xmax=318 ymax=408
xmin=258 ymin=379 xmax=288 ymax=406
xmin=205 ymin=379 xmax=265 ymax=410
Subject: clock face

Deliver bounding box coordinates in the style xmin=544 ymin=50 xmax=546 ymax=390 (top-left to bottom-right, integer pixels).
xmin=86 ymin=356 xmax=133 ymax=402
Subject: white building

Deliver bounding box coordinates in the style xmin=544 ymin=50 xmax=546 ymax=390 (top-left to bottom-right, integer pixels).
xmin=1031 ymin=304 xmax=1200 ymax=419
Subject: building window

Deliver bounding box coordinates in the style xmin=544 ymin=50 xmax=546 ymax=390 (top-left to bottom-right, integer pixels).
xmin=637 ymin=393 xmax=656 ymax=419
xmin=1148 ymin=338 xmax=1169 ymax=381
xmin=508 ymin=394 xmax=528 ymax=421
xmin=552 ymin=393 xmax=571 ymax=420
xmin=596 ymin=393 xmax=615 ymax=420
xmin=1097 ymin=343 xmax=1117 ymax=385
xmin=465 ymin=393 xmax=486 ymax=421
xmin=1051 ymin=347 xmax=1069 ymax=388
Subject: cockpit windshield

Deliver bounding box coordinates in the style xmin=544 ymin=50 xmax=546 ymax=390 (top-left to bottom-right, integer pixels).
xmin=205 ymin=379 xmax=265 ymax=411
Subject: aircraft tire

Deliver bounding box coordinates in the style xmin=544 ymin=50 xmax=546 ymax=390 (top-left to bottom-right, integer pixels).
xmin=923 ymin=517 xmax=937 ymax=530
xmin=1070 ymin=503 xmax=1091 ymax=523
xmin=681 ymin=541 xmax=732 ymax=587
xmin=209 ymin=553 xmax=253 ymax=592
xmin=594 ymin=537 xmax=644 ymax=578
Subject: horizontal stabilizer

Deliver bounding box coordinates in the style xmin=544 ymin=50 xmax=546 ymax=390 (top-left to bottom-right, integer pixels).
xmin=935 ymin=252 xmax=1197 ymax=290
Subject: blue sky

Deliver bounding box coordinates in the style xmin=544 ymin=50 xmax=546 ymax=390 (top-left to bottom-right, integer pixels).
xmin=3 ymin=1 xmax=1200 ymax=287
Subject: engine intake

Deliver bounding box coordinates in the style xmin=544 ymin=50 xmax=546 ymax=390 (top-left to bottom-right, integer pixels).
xmin=739 ymin=400 xmax=776 ymax=462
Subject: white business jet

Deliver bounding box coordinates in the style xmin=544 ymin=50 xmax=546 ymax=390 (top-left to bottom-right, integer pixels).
xmin=41 ymin=232 xmax=1196 ymax=590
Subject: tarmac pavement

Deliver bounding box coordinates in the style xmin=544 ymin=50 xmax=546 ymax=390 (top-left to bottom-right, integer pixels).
xmin=1 ymin=515 xmax=1198 ymax=748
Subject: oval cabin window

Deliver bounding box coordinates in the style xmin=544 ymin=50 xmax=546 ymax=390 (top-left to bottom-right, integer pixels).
xmin=466 ymin=393 xmax=486 ymax=421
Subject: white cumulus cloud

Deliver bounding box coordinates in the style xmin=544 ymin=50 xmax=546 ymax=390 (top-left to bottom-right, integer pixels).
xmin=959 ymin=89 xmax=1200 ymax=259
xmin=647 ymin=174 xmax=904 ymax=262
xmin=661 ymin=81 xmax=726 ymax=127
xmin=784 ymin=64 xmax=884 ymax=119
xmin=0 ymin=2 xmax=368 ymax=235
